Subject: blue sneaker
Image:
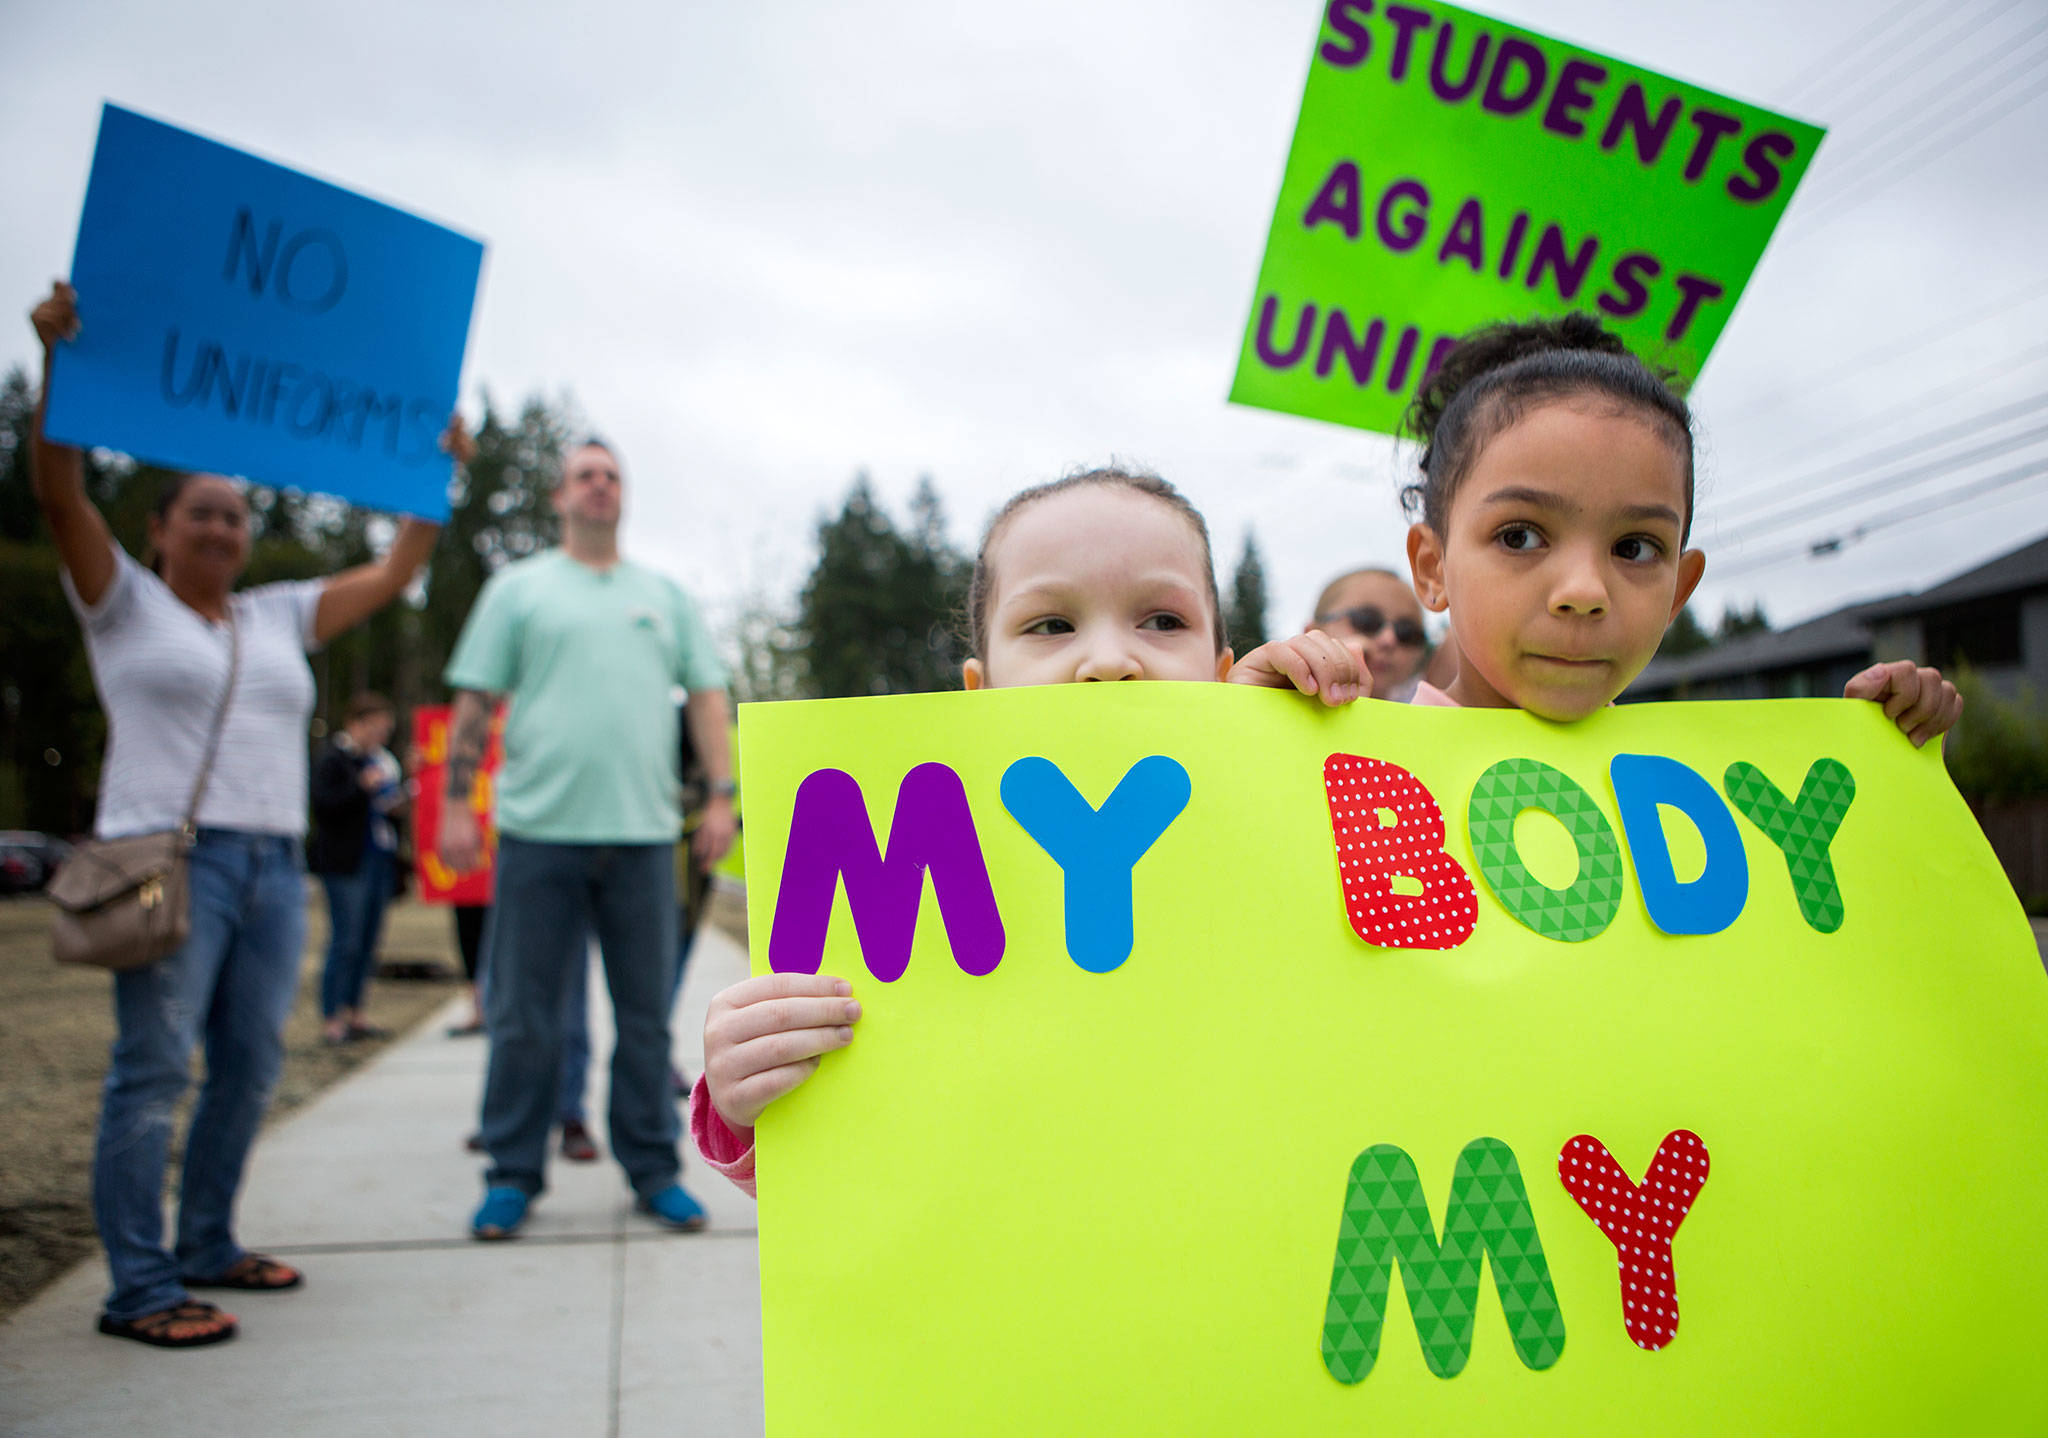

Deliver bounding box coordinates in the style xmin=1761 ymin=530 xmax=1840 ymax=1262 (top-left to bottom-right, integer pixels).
xmin=637 ymin=1182 xmax=708 ymax=1232
xmin=471 ymin=1185 xmax=530 ymax=1240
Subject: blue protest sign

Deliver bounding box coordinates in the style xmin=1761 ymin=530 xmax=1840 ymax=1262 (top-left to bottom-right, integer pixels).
xmin=44 ymin=104 xmax=485 ymax=518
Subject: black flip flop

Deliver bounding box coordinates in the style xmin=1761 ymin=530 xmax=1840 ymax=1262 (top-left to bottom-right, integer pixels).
xmin=98 ymin=1300 xmax=238 ymax=1348
xmin=186 ymin=1254 xmax=304 ymax=1291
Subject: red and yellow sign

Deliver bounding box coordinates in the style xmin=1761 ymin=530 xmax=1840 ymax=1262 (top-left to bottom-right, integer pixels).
xmin=410 ymin=702 xmax=503 ymax=905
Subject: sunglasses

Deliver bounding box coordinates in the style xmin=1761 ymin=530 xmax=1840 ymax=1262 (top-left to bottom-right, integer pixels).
xmin=1316 ymin=605 xmax=1426 ymax=648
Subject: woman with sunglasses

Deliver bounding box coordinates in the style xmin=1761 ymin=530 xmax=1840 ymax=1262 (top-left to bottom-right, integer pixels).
xmin=1305 ymin=567 xmax=1433 ymax=700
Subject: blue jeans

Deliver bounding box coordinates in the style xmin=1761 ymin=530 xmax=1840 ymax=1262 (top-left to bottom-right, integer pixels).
xmin=318 ymin=845 xmax=392 ymax=1018
xmin=92 ymin=830 xmax=306 ymax=1321
xmin=555 ymin=904 xmax=696 ymax=1125
xmin=557 ymin=942 xmax=592 ymax=1125
xmin=478 ymin=838 xmax=680 ymax=1198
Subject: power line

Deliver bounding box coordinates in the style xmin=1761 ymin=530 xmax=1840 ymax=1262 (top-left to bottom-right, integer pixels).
xmin=1714 ymin=414 xmax=2048 ymax=546
xmin=1712 ymin=460 xmax=2048 ymax=580
xmin=1800 ymin=33 xmax=2048 ymax=210
xmin=1798 ymin=8 xmax=2048 ymax=187
xmin=1795 ymin=64 xmax=2048 ymax=234
xmin=1806 ymin=0 xmax=2030 ymax=132
xmin=1710 ymin=386 xmax=2048 ymax=513
xmin=1706 ymin=274 xmax=2048 ymax=426
xmin=1708 ymin=336 xmax=2048 ymax=486
xmin=1774 ymin=0 xmax=1937 ymax=111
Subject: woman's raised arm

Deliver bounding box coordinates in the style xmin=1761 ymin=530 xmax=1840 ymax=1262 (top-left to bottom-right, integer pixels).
xmin=28 ymin=283 xmax=116 ymax=607
xmin=311 ymin=417 xmax=468 ymax=644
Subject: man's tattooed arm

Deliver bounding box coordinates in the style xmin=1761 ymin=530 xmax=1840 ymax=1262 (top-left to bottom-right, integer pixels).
xmin=445 ymin=689 xmax=498 ymax=803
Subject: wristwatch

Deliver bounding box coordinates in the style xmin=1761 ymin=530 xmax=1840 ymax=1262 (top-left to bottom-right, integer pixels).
xmin=710 ymin=779 xmax=739 ymax=801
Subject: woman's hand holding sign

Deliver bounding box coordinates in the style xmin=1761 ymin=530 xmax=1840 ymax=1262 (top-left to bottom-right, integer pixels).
xmin=31 ymin=281 xmax=81 ymax=348
xmin=310 ymin=419 xmax=467 ymax=643
xmin=703 ymin=973 xmax=863 ymax=1133
xmin=28 ymin=282 xmax=117 ymax=607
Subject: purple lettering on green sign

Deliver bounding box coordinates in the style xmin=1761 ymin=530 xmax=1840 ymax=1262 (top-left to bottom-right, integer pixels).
xmin=1000 ymin=756 xmax=1191 ymax=974
xmin=1303 ymin=159 xmax=1364 ymax=239
xmin=1377 ymin=177 xmax=1431 ymax=250
xmin=768 ymin=764 xmax=1005 ymax=983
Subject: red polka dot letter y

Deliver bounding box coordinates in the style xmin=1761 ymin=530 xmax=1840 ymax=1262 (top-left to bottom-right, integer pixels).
xmin=1557 ymin=1130 xmax=1710 ymax=1351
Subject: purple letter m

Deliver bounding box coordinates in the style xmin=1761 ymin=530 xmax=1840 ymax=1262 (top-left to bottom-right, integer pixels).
xmin=768 ymin=764 xmax=1006 ymax=982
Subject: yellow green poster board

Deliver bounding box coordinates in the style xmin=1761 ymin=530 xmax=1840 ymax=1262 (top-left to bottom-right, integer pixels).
xmin=739 ymin=685 xmax=2048 ymax=1432
xmin=1230 ymin=1 xmax=1825 ymax=436
xmin=714 ymin=723 xmax=746 ymax=882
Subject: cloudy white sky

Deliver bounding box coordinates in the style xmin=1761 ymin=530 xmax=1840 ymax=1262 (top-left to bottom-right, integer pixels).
xmin=6 ymin=0 xmax=2045 ymax=653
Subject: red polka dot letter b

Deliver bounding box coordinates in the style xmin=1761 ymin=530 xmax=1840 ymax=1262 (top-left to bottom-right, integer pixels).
xmin=1557 ymin=1130 xmax=1710 ymax=1352
xmin=1322 ymin=754 xmax=1478 ymax=950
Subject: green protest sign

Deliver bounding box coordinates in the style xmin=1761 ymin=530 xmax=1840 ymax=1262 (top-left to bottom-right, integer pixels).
xmin=1230 ymin=1 xmax=1824 ymax=436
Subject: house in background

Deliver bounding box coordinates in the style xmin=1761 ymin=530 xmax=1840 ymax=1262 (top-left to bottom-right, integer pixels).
xmin=1627 ymin=532 xmax=2048 ymax=703
xmin=1863 ymin=534 xmax=2048 ymax=699
xmin=1626 ymin=596 xmax=1899 ymax=701
xmin=1626 ymin=530 xmax=2048 ymax=907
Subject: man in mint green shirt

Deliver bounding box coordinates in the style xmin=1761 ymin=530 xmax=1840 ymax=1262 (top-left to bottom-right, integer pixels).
xmin=436 ymin=438 xmax=736 ymax=1239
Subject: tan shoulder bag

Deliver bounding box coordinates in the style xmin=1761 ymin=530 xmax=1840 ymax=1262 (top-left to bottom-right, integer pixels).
xmin=47 ymin=611 xmax=240 ymax=970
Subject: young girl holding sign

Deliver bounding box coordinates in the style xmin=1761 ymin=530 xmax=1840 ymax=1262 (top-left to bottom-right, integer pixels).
xmin=691 ymin=468 xmax=1368 ymax=1190
xmin=1394 ymin=313 xmax=1960 ymax=740
xmin=692 ymin=315 xmax=1964 ymax=1192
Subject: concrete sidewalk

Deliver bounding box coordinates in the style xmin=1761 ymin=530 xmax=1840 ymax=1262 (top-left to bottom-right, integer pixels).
xmin=0 ymin=924 xmax=762 ymax=1437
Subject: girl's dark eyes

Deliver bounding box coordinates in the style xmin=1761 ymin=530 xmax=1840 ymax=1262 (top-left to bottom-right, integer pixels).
xmin=1139 ymin=613 xmax=1190 ymax=632
xmin=1496 ymin=524 xmax=1544 ymax=552
xmin=1022 ymin=617 xmax=1075 ymax=636
xmin=1613 ymin=535 xmax=1665 ymax=563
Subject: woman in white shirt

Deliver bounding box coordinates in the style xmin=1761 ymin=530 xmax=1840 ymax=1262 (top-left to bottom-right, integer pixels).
xmin=30 ymin=282 xmax=465 ymax=1348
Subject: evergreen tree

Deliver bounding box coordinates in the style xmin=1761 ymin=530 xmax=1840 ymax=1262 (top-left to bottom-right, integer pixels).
xmin=727 ymin=587 xmax=806 ymax=703
xmin=1224 ymin=531 xmax=1270 ymax=654
xmin=413 ymin=392 xmax=568 ymax=698
xmin=1657 ymin=605 xmax=1712 ymax=659
xmin=794 ymin=475 xmax=969 ymax=698
xmin=1717 ymin=602 xmax=1769 ymax=641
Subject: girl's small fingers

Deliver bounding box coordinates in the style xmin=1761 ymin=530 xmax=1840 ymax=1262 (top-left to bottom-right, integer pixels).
xmin=1261 ymin=641 xmax=1317 ymax=693
xmin=1845 ymin=661 xmax=1904 ymax=703
xmin=1882 ymin=667 xmax=1920 ymax=722
xmin=723 ymin=1057 xmax=826 ymax=1125
xmin=1316 ymin=634 xmax=1365 ymax=701
xmin=1302 ymin=642 xmax=1354 ymax=705
xmin=1302 ymin=632 xmax=1342 ymax=672
xmin=715 ymin=972 xmax=853 ymax=1013
xmin=1899 ymin=684 xmax=1943 ymax=734
xmin=1892 ymin=671 xmax=1941 ymax=733
xmin=719 ymin=1025 xmax=854 ymax=1084
xmin=1922 ymin=688 xmax=1964 ymax=745
xmin=714 ymin=994 xmax=862 ymax=1046
xmin=1890 ymin=677 xmax=1935 ymax=728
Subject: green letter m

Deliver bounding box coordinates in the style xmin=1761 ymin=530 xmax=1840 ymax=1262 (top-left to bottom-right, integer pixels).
xmin=1322 ymin=1138 xmax=1565 ymax=1383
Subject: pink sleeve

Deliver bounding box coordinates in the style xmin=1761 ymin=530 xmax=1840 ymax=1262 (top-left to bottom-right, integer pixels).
xmin=688 ymin=1074 xmax=757 ymax=1198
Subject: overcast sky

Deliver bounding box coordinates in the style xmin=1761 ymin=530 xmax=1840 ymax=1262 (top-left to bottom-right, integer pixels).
xmin=6 ymin=0 xmax=2045 ymax=655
